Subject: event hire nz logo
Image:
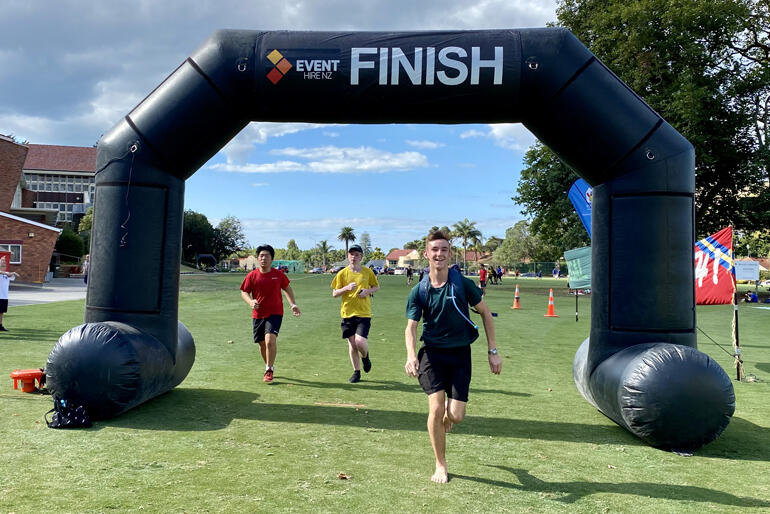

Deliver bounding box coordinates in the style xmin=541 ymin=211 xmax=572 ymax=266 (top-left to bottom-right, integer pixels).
xmin=266 ymin=49 xmax=340 ymax=84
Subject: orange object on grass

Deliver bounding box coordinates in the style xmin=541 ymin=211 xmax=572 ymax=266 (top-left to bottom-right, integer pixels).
xmin=10 ymin=369 xmax=44 ymax=393
xmin=511 ymin=284 xmax=521 ymax=310
xmin=544 ymin=288 xmax=559 ymax=317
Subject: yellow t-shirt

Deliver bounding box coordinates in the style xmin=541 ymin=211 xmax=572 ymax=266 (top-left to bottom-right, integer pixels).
xmin=331 ymin=266 xmax=379 ymax=318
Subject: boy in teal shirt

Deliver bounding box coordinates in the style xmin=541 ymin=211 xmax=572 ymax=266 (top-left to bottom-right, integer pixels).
xmin=404 ymin=230 xmax=502 ymax=484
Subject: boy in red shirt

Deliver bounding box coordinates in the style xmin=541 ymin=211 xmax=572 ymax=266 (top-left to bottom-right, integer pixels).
xmin=240 ymin=244 xmax=301 ymax=383
xmin=478 ymin=264 xmax=488 ymax=297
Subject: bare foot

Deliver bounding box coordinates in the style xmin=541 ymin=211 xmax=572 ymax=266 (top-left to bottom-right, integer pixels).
xmin=431 ymin=464 xmax=448 ymax=484
xmin=443 ymin=413 xmax=453 ymax=433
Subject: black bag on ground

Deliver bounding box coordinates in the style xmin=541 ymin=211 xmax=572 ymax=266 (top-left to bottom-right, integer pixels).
xmin=45 ymin=396 xmax=92 ymax=429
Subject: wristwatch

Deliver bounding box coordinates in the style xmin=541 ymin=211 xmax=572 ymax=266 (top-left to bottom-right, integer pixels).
xmin=488 ymin=348 xmax=498 ymax=355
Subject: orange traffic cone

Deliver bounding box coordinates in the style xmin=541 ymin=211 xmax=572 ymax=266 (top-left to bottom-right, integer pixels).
xmin=511 ymin=284 xmax=521 ymax=309
xmin=544 ymin=288 xmax=559 ymax=317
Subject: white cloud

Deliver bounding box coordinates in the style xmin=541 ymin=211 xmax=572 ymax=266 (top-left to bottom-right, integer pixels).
xmin=221 ymin=123 xmax=336 ymax=164
xmin=252 ymin=182 xmax=270 ymax=187
xmin=459 ymin=124 xmax=536 ymax=153
xmin=488 ymin=124 xmax=537 ymax=152
xmin=239 ymin=216 xmax=453 ymax=251
xmin=406 ymin=139 xmax=445 ymax=149
xmin=323 ymin=131 xmax=340 ymax=138
xmin=460 ymin=129 xmax=486 ymax=139
xmin=0 ymin=1 xmax=558 ymax=145
xmin=212 ymin=145 xmax=429 ymax=174
xmin=236 ymin=214 xmax=523 ymax=252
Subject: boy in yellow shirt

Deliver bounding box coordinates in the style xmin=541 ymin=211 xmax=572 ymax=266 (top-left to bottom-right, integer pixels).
xmin=331 ymin=244 xmax=380 ymax=383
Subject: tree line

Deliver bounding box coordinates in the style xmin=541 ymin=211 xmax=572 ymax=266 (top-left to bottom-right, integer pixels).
xmin=514 ymin=0 xmax=769 ymax=257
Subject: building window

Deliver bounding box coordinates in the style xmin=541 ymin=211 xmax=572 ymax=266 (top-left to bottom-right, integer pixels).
xmin=0 ymin=244 xmax=22 ymax=264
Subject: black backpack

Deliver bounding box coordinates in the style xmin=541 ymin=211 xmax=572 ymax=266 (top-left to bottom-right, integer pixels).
xmin=45 ymin=396 xmax=92 ymax=429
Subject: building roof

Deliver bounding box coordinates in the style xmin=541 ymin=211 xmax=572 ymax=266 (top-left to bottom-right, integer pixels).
xmin=386 ymin=249 xmax=416 ymax=260
xmin=0 ymin=211 xmax=62 ymax=232
xmin=461 ymin=250 xmax=487 ymax=261
xmin=23 ymin=144 xmax=96 ymax=173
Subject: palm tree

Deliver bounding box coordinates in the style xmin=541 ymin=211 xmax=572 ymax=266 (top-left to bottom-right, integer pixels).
xmin=316 ymin=240 xmax=332 ymax=269
xmin=471 ymin=236 xmax=484 ymax=263
xmin=452 ymin=218 xmax=482 ymax=272
xmin=338 ymin=226 xmax=356 ymax=253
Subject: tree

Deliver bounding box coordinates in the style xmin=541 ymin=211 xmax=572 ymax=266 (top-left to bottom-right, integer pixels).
xmin=78 ymin=206 xmax=94 ymax=233
xmin=452 ymin=218 xmax=482 ymax=271
xmin=369 ymin=247 xmax=386 ymax=260
xmin=316 ymin=240 xmax=333 ymax=268
xmin=284 ymin=239 xmax=302 ymax=260
xmin=55 ymin=228 xmax=85 ymax=259
xmin=485 ymin=236 xmax=504 ymax=254
xmin=514 ymin=143 xmax=591 ymax=255
xmin=77 ymin=206 xmax=94 ymax=255
xmin=534 ymin=0 xmax=769 ymax=238
xmin=493 ymin=221 xmax=559 ymax=267
xmin=338 ymin=226 xmax=356 ymax=253
xmin=735 ymin=229 xmax=770 ymax=258
xmin=359 ymin=232 xmax=373 ymax=257
xmin=211 ymin=215 xmax=248 ymax=260
xmin=182 ymin=210 xmax=213 ymax=263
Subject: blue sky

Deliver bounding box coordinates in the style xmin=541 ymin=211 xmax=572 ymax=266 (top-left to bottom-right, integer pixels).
xmin=0 ymin=1 xmax=557 ymax=251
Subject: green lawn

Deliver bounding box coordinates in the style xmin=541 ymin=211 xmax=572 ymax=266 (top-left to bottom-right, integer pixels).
xmin=2 ymin=274 xmax=769 ymax=512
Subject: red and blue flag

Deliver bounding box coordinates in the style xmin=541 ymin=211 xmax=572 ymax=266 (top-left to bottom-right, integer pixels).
xmin=694 ymin=226 xmax=735 ymax=305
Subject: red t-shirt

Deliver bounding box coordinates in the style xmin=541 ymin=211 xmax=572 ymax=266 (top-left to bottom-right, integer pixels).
xmin=240 ymin=268 xmax=290 ymax=319
xmin=479 ymin=268 xmax=487 ymax=281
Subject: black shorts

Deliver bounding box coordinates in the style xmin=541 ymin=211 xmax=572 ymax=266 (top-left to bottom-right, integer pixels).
xmin=479 ymin=280 xmax=487 ymax=287
xmin=341 ymin=316 xmax=371 ymax=340
xmin=417 ymin=345 xmax=472 ymax=402
xmin=252 ymin=314 xmax=283 ymax=343
xmin=0 ymin=299 xmax=7 ymax=313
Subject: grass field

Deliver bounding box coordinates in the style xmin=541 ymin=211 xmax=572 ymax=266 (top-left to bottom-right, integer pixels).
xmin=2 ymin=273 xmax=769 ymax=512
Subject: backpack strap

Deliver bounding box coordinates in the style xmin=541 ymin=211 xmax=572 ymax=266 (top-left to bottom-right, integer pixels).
xmin=416 ymin=268 xmax=478 ymax=330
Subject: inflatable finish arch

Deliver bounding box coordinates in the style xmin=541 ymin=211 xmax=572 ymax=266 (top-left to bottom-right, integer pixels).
xmin=46 ymin=29 xmax=734 ymax=449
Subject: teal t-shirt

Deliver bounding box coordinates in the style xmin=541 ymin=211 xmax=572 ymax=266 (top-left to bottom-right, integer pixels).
xmin=406 ymin=275 xmax=482 ymax=348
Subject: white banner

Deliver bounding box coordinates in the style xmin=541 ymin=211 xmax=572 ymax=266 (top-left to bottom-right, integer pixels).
xmin=734 ymin=260 xmax=760 ymax=281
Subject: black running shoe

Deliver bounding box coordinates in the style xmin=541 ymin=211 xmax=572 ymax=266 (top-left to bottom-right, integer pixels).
xmin=0 ymin=326 xmax=7 ymax=332
xmin=349 ymin=370 xmax=361 ymax=383
xmin=362 ymin=353 xmax=372 ymax=373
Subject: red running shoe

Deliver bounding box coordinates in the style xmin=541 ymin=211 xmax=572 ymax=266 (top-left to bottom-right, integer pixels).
xmin=263 ymin=369 xmax=274 ymax=383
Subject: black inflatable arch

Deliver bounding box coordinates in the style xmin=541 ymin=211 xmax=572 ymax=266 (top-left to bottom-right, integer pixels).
xmin=46 ymin=29 xmax=734 ymax=449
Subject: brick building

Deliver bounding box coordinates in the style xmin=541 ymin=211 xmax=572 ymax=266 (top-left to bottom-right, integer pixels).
xmin=22 ymin=143 xmax=97 ymax=226
xmin=0 ymin=135 xmax=61 ymax=282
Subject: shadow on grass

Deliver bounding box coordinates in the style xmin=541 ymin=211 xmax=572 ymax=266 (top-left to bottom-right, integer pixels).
xmin=105 ymin=387 xmax=631 ymax=446
xmin=278 ymin=376 xmax=530 ymax=397
xmin=0 ymin=327 xmax=63 ymax=342
xmin=754 ymin=362 xmax=770 ymax=373
xmin=696 ymin=416 xmax=770 ymax=461
xmin=452 ymin=465 xmax=770 ymax=508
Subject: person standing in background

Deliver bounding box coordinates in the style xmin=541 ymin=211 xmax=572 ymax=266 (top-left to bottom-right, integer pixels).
xmin=0 ymin=256 xmax=20 ymax=331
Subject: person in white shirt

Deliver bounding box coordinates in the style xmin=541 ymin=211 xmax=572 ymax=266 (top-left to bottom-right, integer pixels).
xmin=0 ymin=256 xmax=19 ymax=331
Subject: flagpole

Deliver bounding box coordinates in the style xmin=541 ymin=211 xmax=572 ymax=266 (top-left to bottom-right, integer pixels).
xmin=575 ymin=289 xmax=579 ymax=322
xmin=730 ymin=228 xmax=743 ymax=381
xmin=733 ymin=292 xmax=742 ymax=381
